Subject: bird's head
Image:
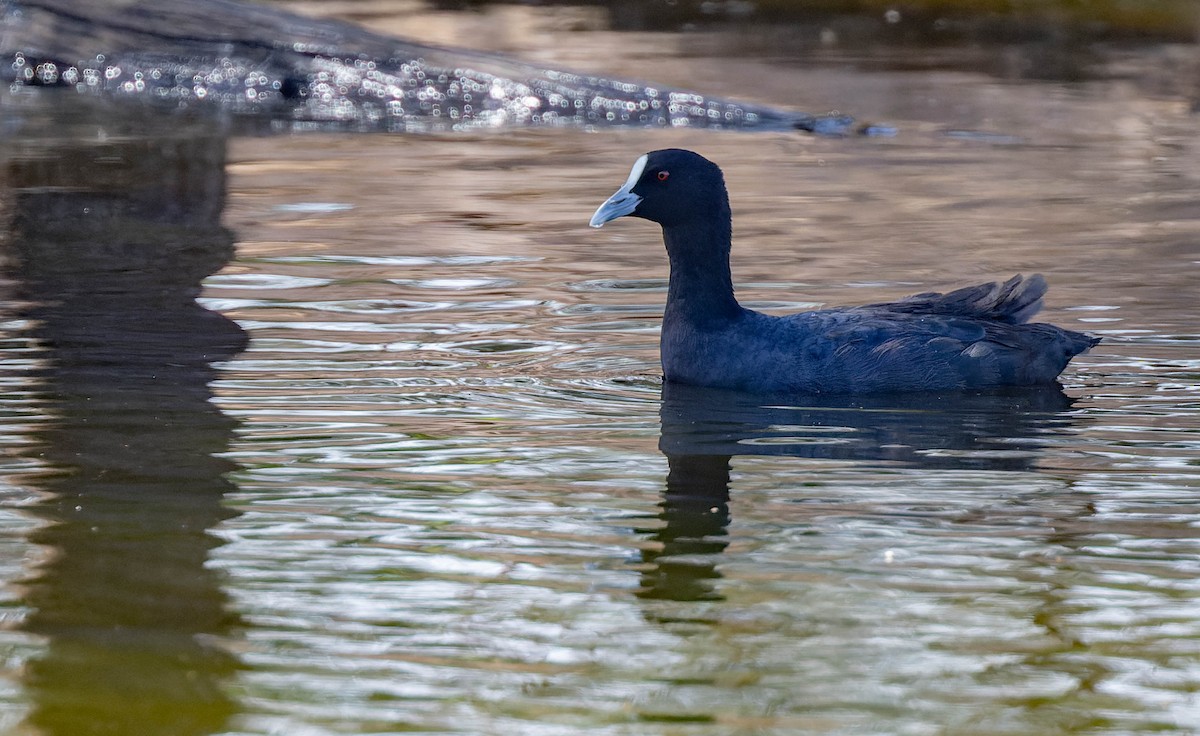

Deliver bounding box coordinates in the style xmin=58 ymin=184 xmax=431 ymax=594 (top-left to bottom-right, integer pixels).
xmin=590 ymin=149 xmax=728 ymax=230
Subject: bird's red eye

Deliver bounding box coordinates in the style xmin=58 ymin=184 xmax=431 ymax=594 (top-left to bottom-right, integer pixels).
xmin=657 ymin=171 xmax=670 ymax=181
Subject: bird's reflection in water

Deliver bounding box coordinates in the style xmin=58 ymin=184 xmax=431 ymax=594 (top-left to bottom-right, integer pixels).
xmin=638 ymin=453 xmax=732 ymax=602
xmin=3 ymin=98 xmax=247 ymax=735
xmin=640 ymin=381 xmax=1077 ymax=601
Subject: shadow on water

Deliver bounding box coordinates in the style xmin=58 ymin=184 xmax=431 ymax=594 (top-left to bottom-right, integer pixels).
xmin=1 ymin=95 xmax=247 ymax=735
xmin=641 ymin=382 xmax=1078 ymax=602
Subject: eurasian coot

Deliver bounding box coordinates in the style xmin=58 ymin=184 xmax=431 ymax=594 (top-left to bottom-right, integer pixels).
xmin=590 ymin=148 xmax=1098 ymax=393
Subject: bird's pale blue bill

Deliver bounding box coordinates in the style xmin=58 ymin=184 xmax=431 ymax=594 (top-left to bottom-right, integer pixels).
xmin=589 ymin=153 xmax=647 ymax=228
xmin=589 ymin=191 xmax=642 ymax=228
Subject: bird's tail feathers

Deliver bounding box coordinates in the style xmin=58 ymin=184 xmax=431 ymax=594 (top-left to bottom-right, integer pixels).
xmin=888 ymin=274 xmax=1048 ymax=324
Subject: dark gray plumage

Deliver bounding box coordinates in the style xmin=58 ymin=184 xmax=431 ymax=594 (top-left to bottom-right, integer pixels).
xmin=590 ymin=148 xmax=1099 ymax=394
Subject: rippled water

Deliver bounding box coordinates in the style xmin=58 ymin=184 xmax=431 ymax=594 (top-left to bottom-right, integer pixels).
xmin=2 ymin=10 xmax=1200 ymax=736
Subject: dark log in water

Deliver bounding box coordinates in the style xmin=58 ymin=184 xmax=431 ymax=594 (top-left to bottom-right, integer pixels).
xmin=1 ymin=0 xmax=853 ymax=133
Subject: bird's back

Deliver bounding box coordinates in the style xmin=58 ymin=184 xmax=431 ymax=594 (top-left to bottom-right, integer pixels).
xmin=772 ymin=275 xmax=1098 ymax=393
xmin=662 ymin=275 xmax=1098 ymax=394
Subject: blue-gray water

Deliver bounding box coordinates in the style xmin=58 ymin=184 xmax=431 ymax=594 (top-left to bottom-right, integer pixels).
xmin=1 ymin=6 xmax=1199 ymax=735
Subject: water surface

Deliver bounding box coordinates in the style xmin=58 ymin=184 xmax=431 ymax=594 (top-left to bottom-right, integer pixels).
xmin=1 ymin=10 xmax=1199 ymax=735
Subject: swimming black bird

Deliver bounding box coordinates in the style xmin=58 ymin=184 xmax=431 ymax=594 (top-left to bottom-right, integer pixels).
xmin=590 ymin=148 xmax=1098 ymax=393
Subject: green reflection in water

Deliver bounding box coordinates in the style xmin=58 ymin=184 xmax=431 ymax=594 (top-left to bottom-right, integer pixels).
xmin=4 ymin=96 xmax=247 ymax=735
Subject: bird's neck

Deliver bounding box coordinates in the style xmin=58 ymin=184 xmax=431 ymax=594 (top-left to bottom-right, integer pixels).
xmin=662 ymin=212 xmax=741 ymax=324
